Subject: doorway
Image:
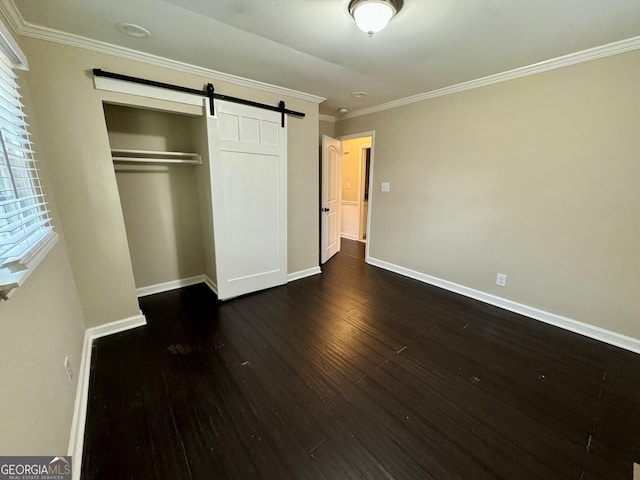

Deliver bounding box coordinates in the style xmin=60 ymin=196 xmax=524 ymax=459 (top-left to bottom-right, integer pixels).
xmin=339 ymin=133 xmax=374 ymax=256
xmin=320 ymin=131 xmax=375 ymax=264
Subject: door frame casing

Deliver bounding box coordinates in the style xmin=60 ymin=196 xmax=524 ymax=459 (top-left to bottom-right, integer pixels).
xmin=358 ymin=145 xmax=370 ymax=242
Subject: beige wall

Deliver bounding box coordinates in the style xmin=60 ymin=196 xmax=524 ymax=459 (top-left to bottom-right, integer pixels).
xmin=106 ymin=105 xmax=206 ymax=288
xmin=319 ymin=119 xmax=335 ymax=142
xmin=104 ymin=103 xmax=200 ymax=152
xmin=336 ymin=49 xmax=640 ymax=340
xmin=193 ymin=113 xmax=217 ymax=286
xmin=1 ymin=69 xmax=86 ymax=454
xmin=115 ymin=164 xmax=206 ymax=288
xmin=20 ymin=37 xmax=319 ymax=327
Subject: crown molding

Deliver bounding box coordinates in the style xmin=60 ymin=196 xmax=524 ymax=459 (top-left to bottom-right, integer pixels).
xmin=319 ymin=114 xmax=336 ymax=123
xmin=0 ymin=2 xmax=26 ymax=68
xmin=341 ymin=35 xmax=640 ymax=120
xmin=0 ymin=0 xmax=325 ymax=104
xmin=0 ymin=0 xmax=23 ymax=33
xmin=4 ymin=0 xmax=638 ymax=116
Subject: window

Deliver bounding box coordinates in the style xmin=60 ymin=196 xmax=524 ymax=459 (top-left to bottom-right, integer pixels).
xmin=0 ymin=27 xmax=57 ymax=299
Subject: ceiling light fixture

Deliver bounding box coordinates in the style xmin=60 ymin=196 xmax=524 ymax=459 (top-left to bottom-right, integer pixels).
xmin=348 ymin=0 xmax=403 ymax=36
xmin=116 ymin=22 xmax=151 ymax=39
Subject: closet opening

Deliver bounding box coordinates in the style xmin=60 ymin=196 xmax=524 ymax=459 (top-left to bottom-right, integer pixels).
xmin=103 ymin=102 xmax=215 ymax=297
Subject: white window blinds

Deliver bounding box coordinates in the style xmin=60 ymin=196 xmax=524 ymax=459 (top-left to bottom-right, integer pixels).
xmin=0 ymin=50 xmax=56 ymax=298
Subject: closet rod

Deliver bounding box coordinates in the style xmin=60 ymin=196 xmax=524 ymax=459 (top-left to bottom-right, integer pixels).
xmin=93 ymin=68 xmax=305 ymax=126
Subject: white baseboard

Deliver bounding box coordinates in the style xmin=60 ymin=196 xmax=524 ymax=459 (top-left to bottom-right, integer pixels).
xmin=67 ymin=330 xmax=92 ymax=480
xmin=67 ymin=313 xmax=147 ymax=480
xmin=367 ymin=256 xmax=640 ymax=355
xmin=204 ymin=275 xmax=218 ymax=295
xmin=136 ymin=275 xmax=206 ymax=297
xmin=287 ymin=266 xmax=322 ymax=282
xmin=340 ymin=233 xmax=359 ymax=241
xmin=85 ymin=313 xmax=147 ymax=340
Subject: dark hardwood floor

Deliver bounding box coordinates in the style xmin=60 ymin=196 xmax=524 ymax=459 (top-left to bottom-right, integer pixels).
xmin=82 ymin=240 xmax=640 ymax=479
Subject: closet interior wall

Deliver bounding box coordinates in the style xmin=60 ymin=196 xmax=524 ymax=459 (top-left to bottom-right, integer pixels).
xmin=104 ymin=103 xmax=207 ymax=292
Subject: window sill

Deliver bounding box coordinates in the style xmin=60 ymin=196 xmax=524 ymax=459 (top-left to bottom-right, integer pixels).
xmin=0 ymin=231 xmax=59 ymax=300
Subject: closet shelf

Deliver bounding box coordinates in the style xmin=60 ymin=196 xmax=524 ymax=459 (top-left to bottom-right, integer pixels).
xmin=111 ymin=148 xmax=202 ymax=165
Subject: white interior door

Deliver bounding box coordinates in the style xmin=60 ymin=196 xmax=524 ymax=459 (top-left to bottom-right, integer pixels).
xmin=321 ymin=135 xmax=342 ymax=263
xmin=208 ymin=100 xmax=287 ymax=300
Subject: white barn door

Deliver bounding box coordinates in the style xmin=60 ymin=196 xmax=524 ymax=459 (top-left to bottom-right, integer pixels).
xmin=207 ymin=100 xmax=287 ymax=300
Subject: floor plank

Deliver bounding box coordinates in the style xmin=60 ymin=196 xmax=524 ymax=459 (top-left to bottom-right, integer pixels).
xmin=82 ymin=240 xmax=640 ymax=479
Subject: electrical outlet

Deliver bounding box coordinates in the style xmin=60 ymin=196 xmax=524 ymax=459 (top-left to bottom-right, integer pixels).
xmin=64 ymin=356 xmax=73 ymax=384
xmin=496 ymin=273 xmax=507 ymax=287
xmin=381 ymin=182 xmax=390 ymax=192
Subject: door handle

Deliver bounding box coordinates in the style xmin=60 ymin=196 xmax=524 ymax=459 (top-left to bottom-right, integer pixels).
xmin=321 ymin=207 xmax=329 ymax=212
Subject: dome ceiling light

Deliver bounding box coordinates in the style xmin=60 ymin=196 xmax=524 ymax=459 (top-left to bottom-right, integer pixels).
xmin=348 ymin=0 xmax=403 ymax=37
xmin=116 ymin=22 xmax=151 ymax=39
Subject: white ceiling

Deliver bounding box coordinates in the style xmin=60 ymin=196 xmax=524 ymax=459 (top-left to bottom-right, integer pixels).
xmin=10 ymin=0 xmax=640 ymax=115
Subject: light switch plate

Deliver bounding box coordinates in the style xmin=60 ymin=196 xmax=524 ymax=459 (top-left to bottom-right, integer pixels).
xmin=381 ymin=182 xmax=390 ymax=192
